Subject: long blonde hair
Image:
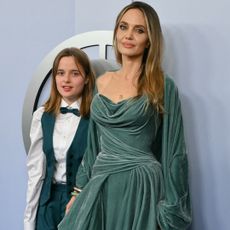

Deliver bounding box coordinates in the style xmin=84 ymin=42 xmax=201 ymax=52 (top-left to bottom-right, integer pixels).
xmin=44 ymin=47 xmax=95 ymax=117
xmin=113 ymin=1 xmax=164 ymax=112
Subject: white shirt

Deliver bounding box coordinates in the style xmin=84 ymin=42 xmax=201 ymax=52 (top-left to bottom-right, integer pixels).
xmin=24 ymin=99 xmax=81 ymax=230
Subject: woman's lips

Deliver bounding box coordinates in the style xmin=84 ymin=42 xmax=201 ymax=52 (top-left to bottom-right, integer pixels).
xmin=123 ymin=43 xmax=135 ymax=48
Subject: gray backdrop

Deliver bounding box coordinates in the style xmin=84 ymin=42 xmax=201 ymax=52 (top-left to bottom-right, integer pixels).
xmin=0 ymin=0 xmax=229 ymax=229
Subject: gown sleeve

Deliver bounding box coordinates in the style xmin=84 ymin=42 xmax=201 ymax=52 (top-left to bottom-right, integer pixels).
xmin=157 ymin=76 xmax=192 ymax=230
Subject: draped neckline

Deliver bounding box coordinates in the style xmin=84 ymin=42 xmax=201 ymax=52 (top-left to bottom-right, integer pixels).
xmin=97 ymin=93 xmax=139 ymax=105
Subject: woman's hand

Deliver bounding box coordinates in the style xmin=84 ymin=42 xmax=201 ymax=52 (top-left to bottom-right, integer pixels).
xmin=65 ymin=196 xmax=76 ymax=214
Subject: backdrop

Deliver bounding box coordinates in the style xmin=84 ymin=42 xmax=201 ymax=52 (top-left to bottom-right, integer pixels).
xmin=0 ymin=0 xmax=229 ymax=229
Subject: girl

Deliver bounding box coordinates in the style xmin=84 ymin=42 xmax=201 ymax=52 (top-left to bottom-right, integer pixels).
xmin=24 ymin=47 xmax=95 ymax=230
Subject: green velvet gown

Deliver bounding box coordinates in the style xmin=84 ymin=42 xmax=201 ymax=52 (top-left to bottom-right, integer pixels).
xmin=58 ymin=77 xmax=191 ymax=230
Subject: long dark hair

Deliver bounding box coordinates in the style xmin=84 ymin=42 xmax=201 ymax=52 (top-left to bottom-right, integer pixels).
xmin=113 ymin=1 xmax=164 ymax=112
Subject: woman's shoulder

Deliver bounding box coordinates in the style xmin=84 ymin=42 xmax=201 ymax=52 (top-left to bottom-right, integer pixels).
xmin=164 ymin=74 xmax=178 ymax=91
xmin=96 ymin=71 xmax=114 ymax=92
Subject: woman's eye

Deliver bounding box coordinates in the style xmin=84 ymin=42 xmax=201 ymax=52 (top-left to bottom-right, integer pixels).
xmin=119 ymin=24 xmax=127 ymax=30
xmin=136 ymin=28 xmax=145 ymax=34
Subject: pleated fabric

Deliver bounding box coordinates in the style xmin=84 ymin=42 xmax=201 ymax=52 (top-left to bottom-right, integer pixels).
xmin=58 ymin=77 xmax=192 ymax=230
xmin=59 ymin=94 xmax=164 ymax=230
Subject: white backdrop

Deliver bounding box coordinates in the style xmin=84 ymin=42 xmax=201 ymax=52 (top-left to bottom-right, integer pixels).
xmin=0 ymin=0 xmax=229 ymax=229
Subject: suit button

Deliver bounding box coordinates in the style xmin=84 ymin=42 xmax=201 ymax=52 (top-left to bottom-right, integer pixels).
xmin=69 ymin=154 xmax=74 ymax=159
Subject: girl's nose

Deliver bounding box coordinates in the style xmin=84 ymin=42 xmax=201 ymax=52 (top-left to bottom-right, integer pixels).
xmin=63 ymin=73 xmax=71 ymax=82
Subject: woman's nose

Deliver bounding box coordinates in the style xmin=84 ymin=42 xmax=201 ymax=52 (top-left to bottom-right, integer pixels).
xmin=125 ymin=29 xmax=133 ymax=40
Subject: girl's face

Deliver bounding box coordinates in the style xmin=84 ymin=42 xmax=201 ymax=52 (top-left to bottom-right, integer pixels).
xmin=55 ymin=56 xmax=87 ymax=105
xmin=116 ymin=8 xmax=149 ymax=59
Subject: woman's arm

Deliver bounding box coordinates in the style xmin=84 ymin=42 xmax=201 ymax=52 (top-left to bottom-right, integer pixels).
xmin=157 ymin=77 xmax=192 ymax=230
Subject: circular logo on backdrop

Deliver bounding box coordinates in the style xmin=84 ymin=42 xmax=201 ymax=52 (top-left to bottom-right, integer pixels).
xmin=22 ymin=31 xmax=120 ymax=153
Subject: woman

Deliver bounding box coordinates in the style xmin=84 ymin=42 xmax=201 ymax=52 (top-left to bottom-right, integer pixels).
xmin=24 ymin=47 xmax=95 ymax=230
xmin=59 ymin=2 xmax=192 ymax=230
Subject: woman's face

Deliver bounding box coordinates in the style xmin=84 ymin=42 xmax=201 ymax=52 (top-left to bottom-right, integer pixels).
xmin=116 ymin=8 xmax=149 ymax=59
xmin=55 ymin=56 xmax=87 ymax=105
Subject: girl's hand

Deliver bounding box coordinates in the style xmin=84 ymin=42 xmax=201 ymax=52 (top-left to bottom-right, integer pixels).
xmin=65 ymin=196 xmax=76 ymax=214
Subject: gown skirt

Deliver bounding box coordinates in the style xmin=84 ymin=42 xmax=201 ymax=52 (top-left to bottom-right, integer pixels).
xmin=58 ymin=94 xmax=164 ymax=230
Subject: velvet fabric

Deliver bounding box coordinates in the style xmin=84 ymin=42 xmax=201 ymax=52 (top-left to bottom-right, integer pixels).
xmin=58 ymin=76 xmax=191 ymax=230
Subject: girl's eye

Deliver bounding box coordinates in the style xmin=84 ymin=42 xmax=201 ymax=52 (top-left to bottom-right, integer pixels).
xmin=57 ymin=71 xmax=64 ymax=76
xmin=72 ymin=71 xmax=81 ymax=77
